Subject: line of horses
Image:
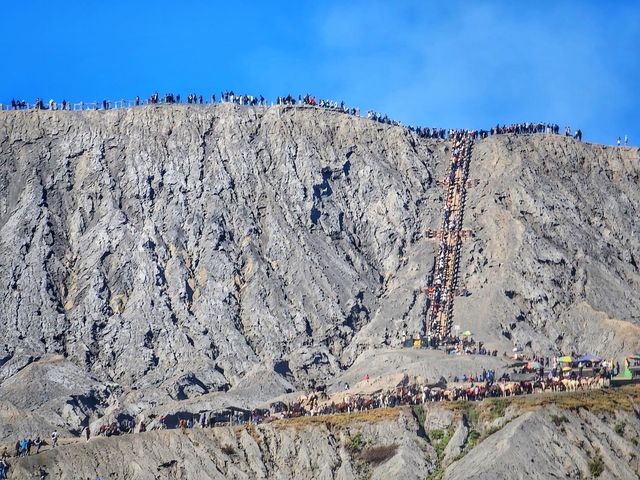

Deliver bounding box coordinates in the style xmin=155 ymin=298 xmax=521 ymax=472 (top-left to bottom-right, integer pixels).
xmin=265 ymin=374 xmax=610 ymax=419
xmin=57 ymin=373 xmax=613 ymax=439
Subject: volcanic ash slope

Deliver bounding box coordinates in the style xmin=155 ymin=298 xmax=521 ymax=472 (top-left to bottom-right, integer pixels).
xmin=0 ymin=105 xmax=639 ymax=401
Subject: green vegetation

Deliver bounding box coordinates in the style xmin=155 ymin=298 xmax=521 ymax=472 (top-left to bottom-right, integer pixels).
xmin=425 ymin=425 xmax=455 ymax=480
xmin=426 ymin=466 xmax=446 ymax=480
xmin=588 ymin=455 xmax=604 ymax=477
xmin=613 ymin=422 xmax=625 ymax=436
xmin=467 ymin=430 xmax=481 ymax=445
xmin=459 ymin=402 xmax=481 ymax=451
xmin=412 ymin=404 xmax=427 ymax=437
xmin=458 ymin=401 xmax=480 ymax=426
xmin=344 ymin=434 xmax=378 ymax=479
xmin=260 ymin=384 xmax=640 ymax=480
xmin=271 ymin=385 xmax=639 ymax=433
xmin=437 ymin=384 xmax=640 ymax=417
xmin=346 ymin=432 xmax=365 ymax=454
xmin=485 ymin=398 xmax=509 ymax=421
xmin=550 ymin=414 xmax=569 ymax=427
xmin=220 ymin=444 xmax=235 ymax=455
xmin=272 ymin=405 xmax=400 ymax=429
xmin=428 ymin=426 xmax=454 ymax=458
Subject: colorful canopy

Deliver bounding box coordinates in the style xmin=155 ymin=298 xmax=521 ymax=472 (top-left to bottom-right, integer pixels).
xmin=527 ymin=361 xmax=542 ymax=370
xmin=460 ymin=330 xmax=473 ymax=337
xmin=576 ymin=354 xmax=602 ymax=363
xmin=558 ymin=356 xmax=573 ymax=363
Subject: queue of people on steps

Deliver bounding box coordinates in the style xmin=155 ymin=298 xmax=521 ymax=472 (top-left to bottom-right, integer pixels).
xmin=425 ymin=132 xmax=473 ymax=340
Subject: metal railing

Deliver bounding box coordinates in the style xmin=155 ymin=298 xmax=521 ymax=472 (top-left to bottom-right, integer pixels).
xmin=0 ymin=99 xmax=597 ymax=145
xmin=0 ymin=98 xmax=364 ymax=119
xmin=0 ymin=99 xmax=279 ymax=110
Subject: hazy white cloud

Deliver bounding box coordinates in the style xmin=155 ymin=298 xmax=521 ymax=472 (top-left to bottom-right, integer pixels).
xmin=314 ymin=0 xmax=640 ymax=143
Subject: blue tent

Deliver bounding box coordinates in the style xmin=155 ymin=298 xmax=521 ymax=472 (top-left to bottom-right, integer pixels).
xmin=576 ymin=354 xmax=602 ymax=363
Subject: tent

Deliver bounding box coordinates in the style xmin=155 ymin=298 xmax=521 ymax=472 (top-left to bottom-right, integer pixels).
xmin=576 ymin=354 xmax=602 ymax=363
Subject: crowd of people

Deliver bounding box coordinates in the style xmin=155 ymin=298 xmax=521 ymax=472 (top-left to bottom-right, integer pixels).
xmin=271 ymin=364 xmax=613 ymax=419
xmin=96 ymin=421 xmax=132 ymax=437
xmin=423 ymin=133 xmax=473 ymax=341
xmin=7 ymin=431 xmax=56 ymax=460
xmin=488 ymin=122 xmax=583 ymax=140
xmin=220 ymin=91 xmax=266 ymax=106
xmin=292 ymin=94 xmax=360 ymax=116
xmin=0 ymin=431 xmax=58 ymax=479
xmin=3 ymin=92 xmax=600 ymax=145
xmin=617 ymin=135 xmax=629 ymax=146
xmin=1 ymin=353 xmax=618 ymax=476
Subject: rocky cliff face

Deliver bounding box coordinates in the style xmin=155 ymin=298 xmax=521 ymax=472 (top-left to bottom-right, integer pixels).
xmin=1 ymin=105 xmax=639 ymax=401
xmin=454 ymin=135 xmax=640 ymax=356
xmin=0 ymin=104 xmax=446 ymax=395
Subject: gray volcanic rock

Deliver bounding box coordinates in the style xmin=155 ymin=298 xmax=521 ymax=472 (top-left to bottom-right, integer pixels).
xmin=441 ymin=419 xmax=467 ymax=467
xmin=4 ymin=398 xmax=639 ymax=480
xmin=6 ymin=411 xmax=433 ymax=480
xmin=0 ymin=356 xmax=110 ymax=440
xmin=1 ymin=105 xmax=640 ymax=438
xmin=455 ymin=136 xmax=640 ymax=356
xmin=442 ymin=406 xmax=640 ymax=480
xmin=0 ymin=105 xmax=445 ymax=398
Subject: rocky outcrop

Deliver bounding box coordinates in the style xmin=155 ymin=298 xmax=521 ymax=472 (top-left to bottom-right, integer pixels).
xmin=442 ymin=406 xmax=640 ymax=480
xmin=0 ymin=356 xmax=111 ymax=440
xmin=5 ymin=409 xmax=433 ymax=480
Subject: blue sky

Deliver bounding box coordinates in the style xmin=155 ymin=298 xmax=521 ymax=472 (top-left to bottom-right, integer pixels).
xmin=1 ymin=0 xmax=638 ymax=145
